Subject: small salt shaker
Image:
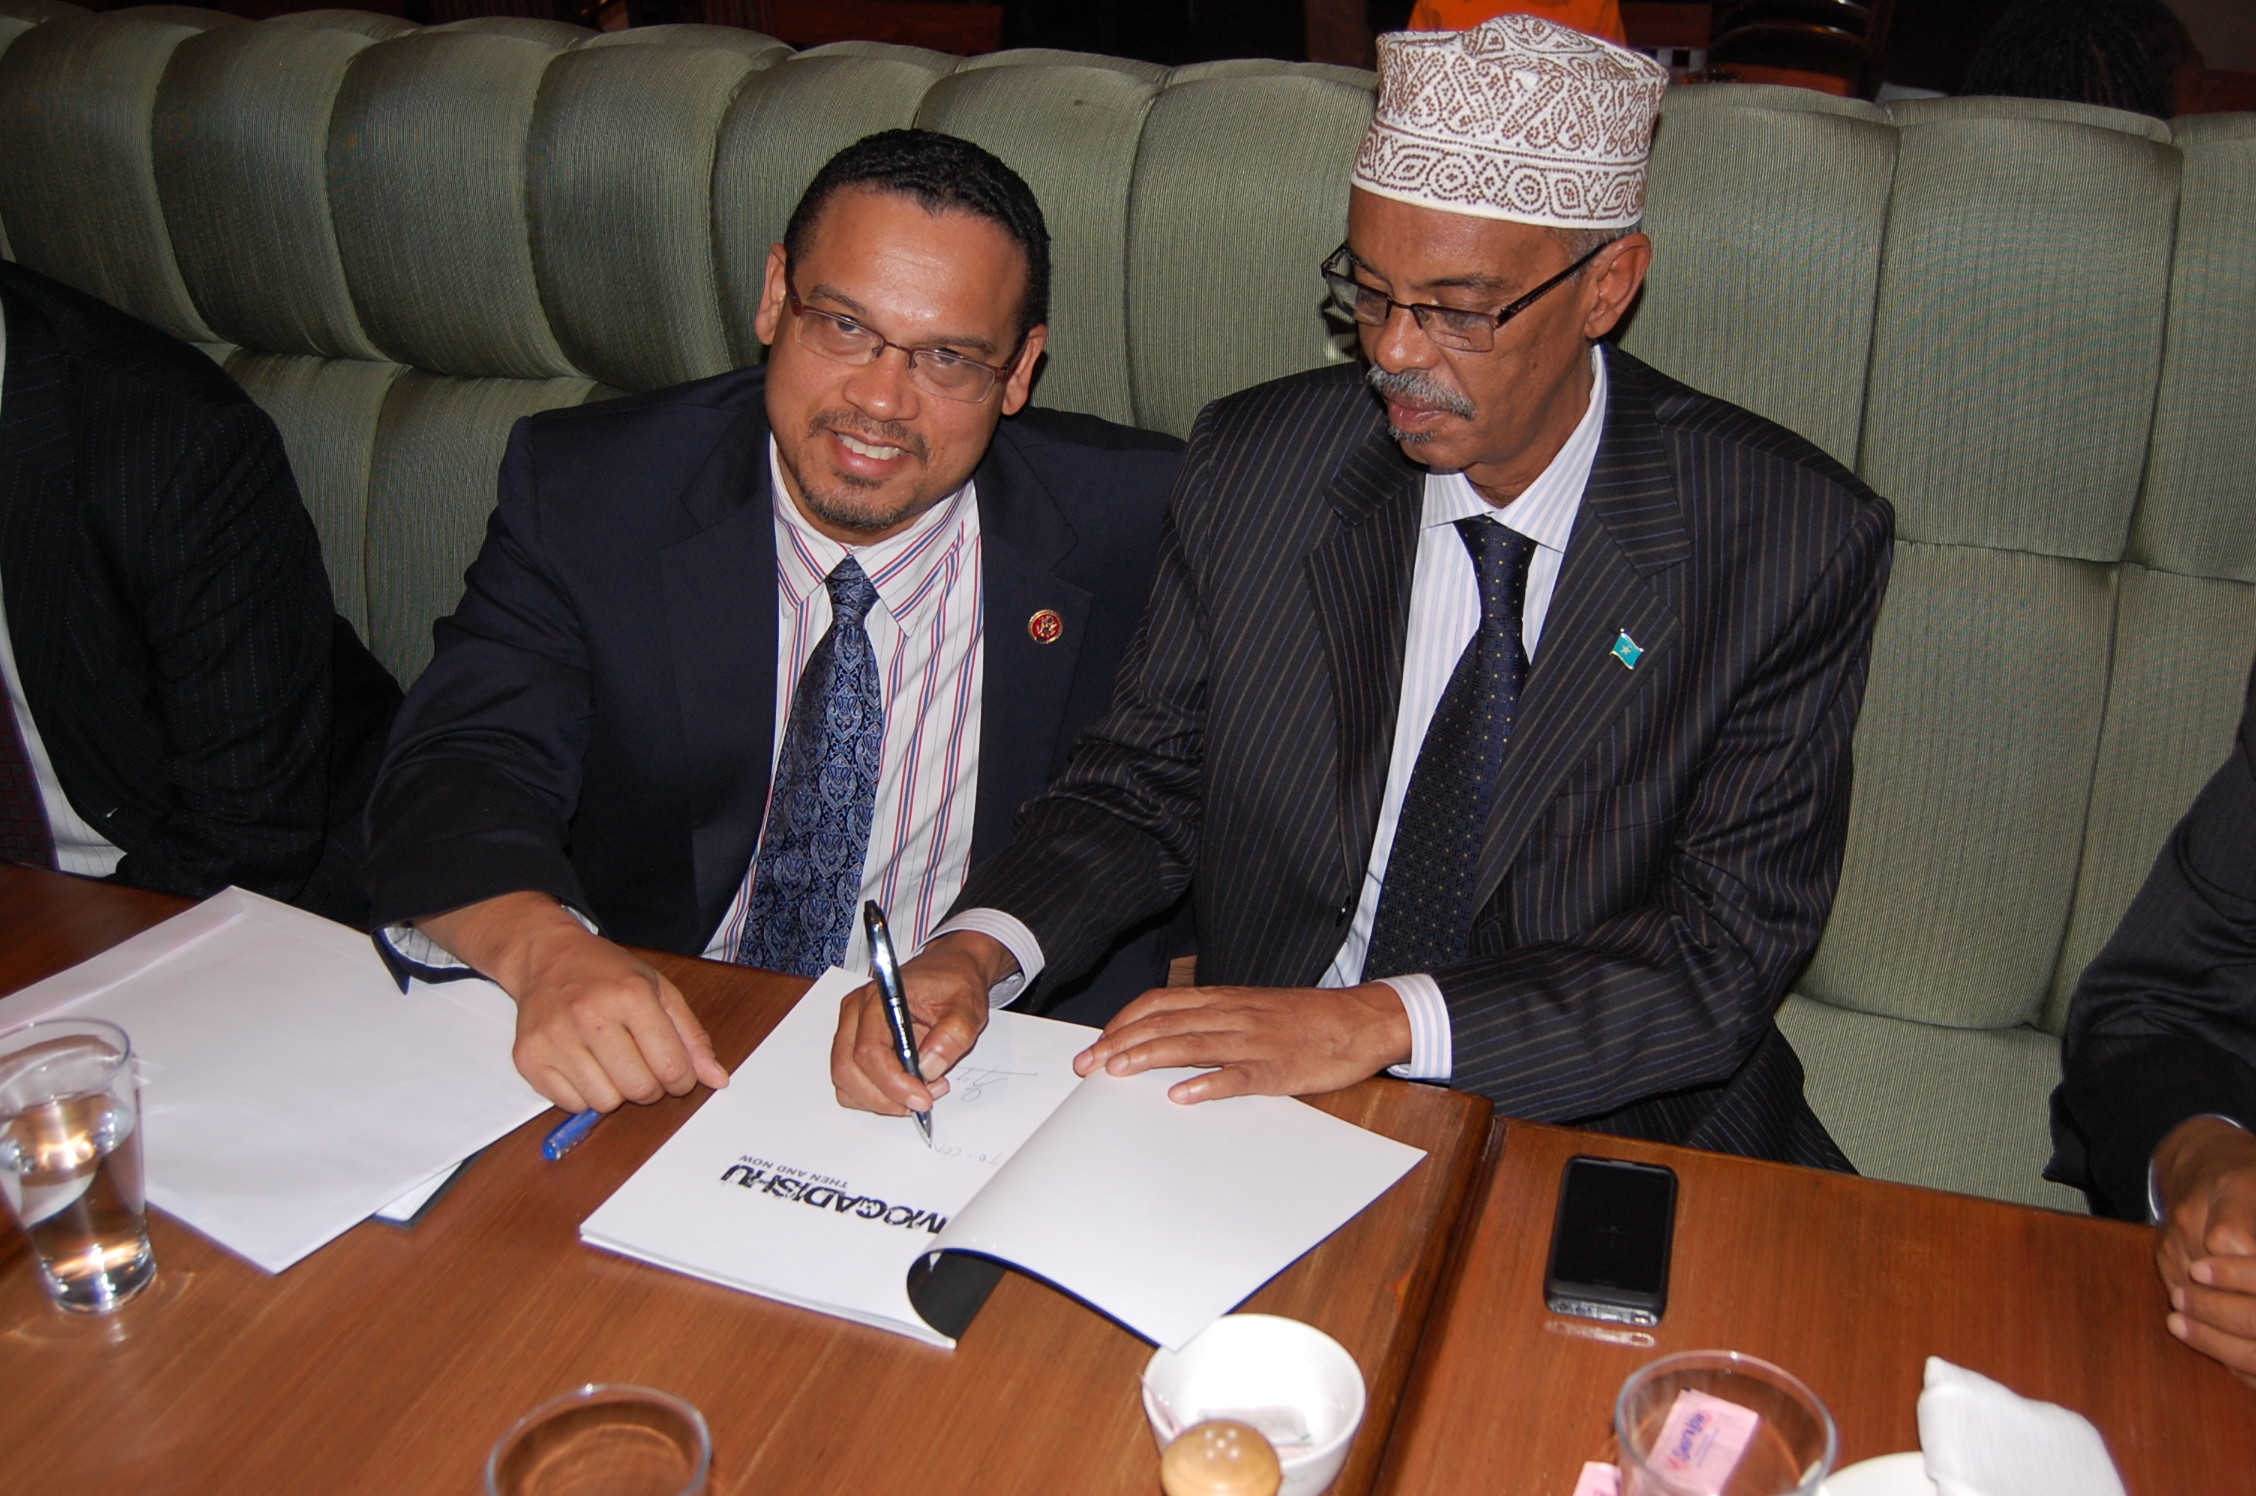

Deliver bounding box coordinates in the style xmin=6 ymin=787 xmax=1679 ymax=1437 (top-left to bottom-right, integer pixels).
xmin=1160 ymin=1419 xmax=1282 ymax=1496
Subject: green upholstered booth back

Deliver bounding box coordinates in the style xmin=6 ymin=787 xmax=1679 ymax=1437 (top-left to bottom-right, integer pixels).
xmin=1617 ymin=85 xmax=1893 ymax=469
xmin=4 ymin=6 xmax=2253 ymax=1209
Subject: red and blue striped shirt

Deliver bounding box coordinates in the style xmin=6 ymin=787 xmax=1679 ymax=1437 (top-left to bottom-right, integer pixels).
xmin=703 ymin=443 xmax=986 ymax=973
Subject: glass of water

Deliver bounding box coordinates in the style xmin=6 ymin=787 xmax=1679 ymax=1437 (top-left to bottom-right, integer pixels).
xmin=486 ymin=1384 xmax=711 ymax=1496
xmin=0 ymin=1017 xmax=156 ymax=1313
xmin=1616 ymin=1350 xmax=1836 ymax=1496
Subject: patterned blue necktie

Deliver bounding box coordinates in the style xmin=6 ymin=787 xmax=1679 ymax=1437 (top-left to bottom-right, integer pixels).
xmin=737 ymin=557 xmax=884 ymax=976
xmin=1363 ymin=518 xmax=1538 ymax=979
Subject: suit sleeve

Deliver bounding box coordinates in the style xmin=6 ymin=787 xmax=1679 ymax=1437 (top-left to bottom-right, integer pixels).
xmin=947 ymin=411 xmax=1220 ymax=991
xmin=363 ymin=421 xmax=596 ymax=928
xmin=114 ymin=403 xmax=333 ymax=901
xmin=2049 ymin=662 xmax=2256 ymax=1218
xmin=1435 ymin=494 xmax=1894 ymax=1122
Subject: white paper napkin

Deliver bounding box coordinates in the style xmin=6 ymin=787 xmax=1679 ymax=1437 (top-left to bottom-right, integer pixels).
xmin=1916 ymin=1358 xmax=2126 ymax=1496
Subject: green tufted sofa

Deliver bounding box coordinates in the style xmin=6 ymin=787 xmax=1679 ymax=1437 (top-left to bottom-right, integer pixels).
xmin=3 ymin=2 xmax=2252 ymax=1212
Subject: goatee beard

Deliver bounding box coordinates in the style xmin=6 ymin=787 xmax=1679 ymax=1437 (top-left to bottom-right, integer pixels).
xmin=794 ymin=412 xmax=934 ymax=535
xmin=798 ymin=482 xmax=930 ymax=537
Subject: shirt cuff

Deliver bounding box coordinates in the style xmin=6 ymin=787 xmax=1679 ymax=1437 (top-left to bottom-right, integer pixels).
xmin=2148 ymin=1112 xmax=2252 ymax=1225
xmin=926 ymin=908 xmax=1044 ymax=1008
xmin=371 ymin=905 xmax=601 ymax=991
xmin=1378 ymin=973 xmax=1452 ymax=1083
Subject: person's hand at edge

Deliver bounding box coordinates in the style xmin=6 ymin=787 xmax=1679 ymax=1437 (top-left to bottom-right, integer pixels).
xmin=830 ymin=929 xmax=1011 ymax=1116
xmin=2154 ymin=1114 xmax=2256 ymax=1388
xmin=416 ymin=891 xmax=729 ymax=1113
xmin=1071 ymin=983 xmax=1412 ymax=1104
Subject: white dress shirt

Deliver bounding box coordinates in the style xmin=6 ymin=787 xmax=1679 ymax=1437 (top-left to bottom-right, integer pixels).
xmin=947 ymin=346 xmax=1611 ymax=1072
xmin=0 ymin=298 xmax=127 ymax=878
xmin=381 ymin=439 xmax=986 ymax=978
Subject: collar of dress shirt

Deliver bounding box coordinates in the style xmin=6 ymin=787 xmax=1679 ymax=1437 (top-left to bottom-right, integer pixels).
xmin=1420 ymin=342 xmax=1608 ymax=548
xmin=767 ymin=438 xmax=975 ymax=626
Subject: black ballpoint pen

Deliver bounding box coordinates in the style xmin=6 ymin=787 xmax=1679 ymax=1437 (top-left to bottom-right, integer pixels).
xmin=863 ymin=902 xmax=933 ymax=1146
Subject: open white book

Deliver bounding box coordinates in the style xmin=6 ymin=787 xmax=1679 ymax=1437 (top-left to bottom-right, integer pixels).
xmin=580 ymin=968 xmax=1427 ymax=1349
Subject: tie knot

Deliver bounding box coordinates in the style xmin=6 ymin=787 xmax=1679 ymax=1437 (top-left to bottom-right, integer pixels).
xmin=825 ymin=556 xmax=878 ymax=623
xmin=1453 ymin=517 xmax=1538 ymax=621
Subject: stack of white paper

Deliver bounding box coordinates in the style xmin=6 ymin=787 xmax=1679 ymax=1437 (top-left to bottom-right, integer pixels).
xmin=0 ymin=888 xmax=549 ymax=1271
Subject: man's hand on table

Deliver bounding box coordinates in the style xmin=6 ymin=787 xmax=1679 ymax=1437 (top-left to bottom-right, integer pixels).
xmin=415 ymin=892 xmax=729 ymax=1113
xmin=830 ymin=929 xmax=1010 ymax=1115
xmin=2153 ymin=1115 xmax=2256 ymax=1388
xmin=1073 ymin=983 xmax=1412 ymax=1104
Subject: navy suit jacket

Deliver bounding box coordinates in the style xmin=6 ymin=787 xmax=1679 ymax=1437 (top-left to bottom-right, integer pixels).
xmin=366 ymin=365 xmax=1182 ymax=1020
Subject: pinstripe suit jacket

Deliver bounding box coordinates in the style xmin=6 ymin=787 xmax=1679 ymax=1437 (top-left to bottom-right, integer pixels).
xmin=953 ymin=345 xmax=1894 ymax=1166
xmin=0 ymin=262 xmax=399 ymax=922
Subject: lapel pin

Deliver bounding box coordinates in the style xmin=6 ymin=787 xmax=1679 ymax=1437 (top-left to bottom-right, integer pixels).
xmin=1612 ymin=631 xmax=1643 ymax=670
xmin=1028 ymin=608 xmax=1064 ymax=645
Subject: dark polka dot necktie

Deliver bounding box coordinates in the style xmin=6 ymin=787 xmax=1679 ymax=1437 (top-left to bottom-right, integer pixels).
xmin=737 ymin=556 xmax=884 ymax=977
xmin=1363 ymin=517 xmax=1538 ymax=980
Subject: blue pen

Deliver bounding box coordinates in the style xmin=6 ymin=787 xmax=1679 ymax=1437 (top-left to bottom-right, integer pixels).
xmin=542 ymin=1108 xmax=602 ymax=1161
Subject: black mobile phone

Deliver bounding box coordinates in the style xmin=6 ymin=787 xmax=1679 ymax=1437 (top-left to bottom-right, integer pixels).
xmin=1543 ymin=1155 xmax=1678 ymax=1327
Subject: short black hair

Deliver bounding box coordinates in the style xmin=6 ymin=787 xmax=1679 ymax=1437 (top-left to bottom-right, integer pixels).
xmin=781 ymin=128 xmax=1052 ymax=343
xmin=1962 ymin=0 xmax=2199 ymax=119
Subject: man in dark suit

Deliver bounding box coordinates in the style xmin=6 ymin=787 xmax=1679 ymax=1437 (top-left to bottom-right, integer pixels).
xmin=366 ymin=131 xmax=1180 ymax=1116
xmin=836 ymin=17 xmax=1892 ymax=1167
xmin=2050 ymin=660 xmax=2256 ymax=1387
xmin=0 ymin=259 xmax=398 ymax=924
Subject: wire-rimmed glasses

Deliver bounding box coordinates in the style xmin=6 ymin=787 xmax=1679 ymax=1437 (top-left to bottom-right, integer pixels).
xmin=784 ymin=286 xmax=1019 ymax=403
xmin=1320 ymin=240 xmax=1609 ymax=353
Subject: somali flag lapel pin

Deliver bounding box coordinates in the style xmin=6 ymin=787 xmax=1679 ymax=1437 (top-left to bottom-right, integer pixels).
xmin=1612 ymin=631 xmax=1643 ymax=669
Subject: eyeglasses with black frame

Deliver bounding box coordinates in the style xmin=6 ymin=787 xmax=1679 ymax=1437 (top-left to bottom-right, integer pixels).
xmin=784 ymin=285 xmax=1020 ymax=403
xmin=1319 ymin=240 xmax=1610 ymax=353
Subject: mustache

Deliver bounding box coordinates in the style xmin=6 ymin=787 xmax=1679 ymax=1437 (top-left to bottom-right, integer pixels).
xmin=1364 ymin=364 xmax=1476 ymax=423
xmin=809 ymin=411 xmax=930 ymax=464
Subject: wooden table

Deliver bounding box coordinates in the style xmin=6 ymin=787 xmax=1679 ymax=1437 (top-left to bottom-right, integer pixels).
xmin=0 ymin=866 xmax=1490 ymax=1495
xmin=1374 ymin=1121 xmax=2256 ymax=1495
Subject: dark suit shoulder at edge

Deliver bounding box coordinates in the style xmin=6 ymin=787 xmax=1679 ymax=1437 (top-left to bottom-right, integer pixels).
xmin=0 ymin=262 xmax=258 ymax=419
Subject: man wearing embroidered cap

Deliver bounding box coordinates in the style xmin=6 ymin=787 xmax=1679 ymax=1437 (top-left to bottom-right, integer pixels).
xmin=836 ymin=18 xmax=1895 ymax=1169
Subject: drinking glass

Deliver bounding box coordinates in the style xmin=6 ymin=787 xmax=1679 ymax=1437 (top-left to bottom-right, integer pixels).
xmin=486 ymin=1384 xmax=711 ymax=1496
xmin=0 ymin=1017 xmax=156 ymax=1313
xmin=1615 ymin=1350 xmax=1836 ymax=1496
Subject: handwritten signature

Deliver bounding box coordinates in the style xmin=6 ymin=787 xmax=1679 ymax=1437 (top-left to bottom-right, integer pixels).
xmin=947 ymin=1066 xmax=1031 ymax=1105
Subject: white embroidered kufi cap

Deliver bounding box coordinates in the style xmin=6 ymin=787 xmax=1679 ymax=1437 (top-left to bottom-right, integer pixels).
xmin=1353 ymin=14 xmax=1669 ymax=230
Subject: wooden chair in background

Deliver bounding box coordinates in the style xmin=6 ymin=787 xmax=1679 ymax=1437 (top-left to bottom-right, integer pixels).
xmin=1706 ymin=0 xmax=1895 ymax=97
xmin=709 ymin=0 xmax=1003 ymax=52
xmin=412 ymin=0 xmax=1002 ymax=49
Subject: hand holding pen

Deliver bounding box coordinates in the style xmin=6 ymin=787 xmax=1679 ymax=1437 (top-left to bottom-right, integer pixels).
xmin=827 ymin=925 xmax=1004 ymax=1121
xmin=863 ymin=903 xmax=932 ymax=1146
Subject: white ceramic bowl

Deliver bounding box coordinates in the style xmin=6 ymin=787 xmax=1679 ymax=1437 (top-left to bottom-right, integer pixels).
xmin=1141 ymin=1314 xmax=1368 ymax=1496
